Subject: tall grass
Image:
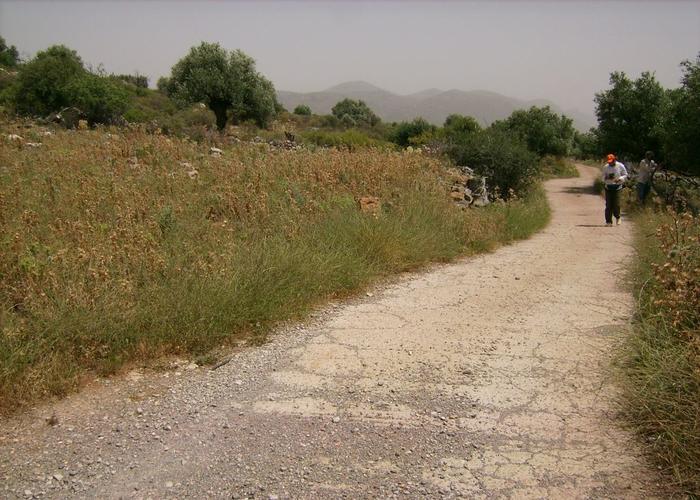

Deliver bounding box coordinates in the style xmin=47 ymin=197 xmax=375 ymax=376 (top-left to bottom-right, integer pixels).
xmin=620 ymin=208 xmax=700 ymax=496
xmin=0 ymin=122 xmax=549 ymax=414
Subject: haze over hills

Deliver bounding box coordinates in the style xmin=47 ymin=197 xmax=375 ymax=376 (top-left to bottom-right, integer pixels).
xmin=277 ymin=81 xmax=596 ymax=131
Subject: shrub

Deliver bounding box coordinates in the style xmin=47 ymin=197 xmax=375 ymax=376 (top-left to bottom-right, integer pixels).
xmin=64 ymin=73 xmax=129 ymax=125
xmin=300 ymin=129 xmax=387 ymax=150
xmin=12 ymin=45 xmax=86 ymax=116
xmin=447 ymin=129 xmax=539 ymax=197
xmin=389 ymin=118 xmax=436 ymax=147
xmin=331 ymin=98 xmax=380 ymax=127
xmin=621 ymin=209 xmax=700 ymax=494
xmin=293 ymin=104 xmax=312 ymax=116
xmin=443 ymin=114 xmax=481 ymax=139
xmin=498 ymin=106 xmax=574 ymax=157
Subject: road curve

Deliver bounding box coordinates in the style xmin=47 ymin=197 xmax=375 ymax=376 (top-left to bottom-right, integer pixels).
xmin=1 ymin=165 xmax=664 ymax=499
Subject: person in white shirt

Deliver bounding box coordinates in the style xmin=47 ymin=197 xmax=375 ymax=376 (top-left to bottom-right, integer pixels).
xmin=636 ymin=150 xmax=656 ymax=204
xmin=602 ymin=153 xmax=628 ymax=226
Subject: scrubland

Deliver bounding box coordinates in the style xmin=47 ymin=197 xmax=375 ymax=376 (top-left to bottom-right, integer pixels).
xmin=0 ymin=122 xmax=550 ymax=414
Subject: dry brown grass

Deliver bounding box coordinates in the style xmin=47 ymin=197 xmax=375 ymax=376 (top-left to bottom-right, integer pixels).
xmin=0 ymin=120 xmax=550 ymax=414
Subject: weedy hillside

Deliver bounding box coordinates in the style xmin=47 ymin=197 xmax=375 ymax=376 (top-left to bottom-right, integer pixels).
xmin=0 ymin=121 xmax=550 ymax=414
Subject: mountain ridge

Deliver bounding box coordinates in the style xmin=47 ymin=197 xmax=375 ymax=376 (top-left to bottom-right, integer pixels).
xmin=278 ymin=81 xmax=595 ymax=131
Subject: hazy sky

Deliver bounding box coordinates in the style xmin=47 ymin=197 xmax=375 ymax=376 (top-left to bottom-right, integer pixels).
xmin=1 ymin=1 xmax=698 ymax=114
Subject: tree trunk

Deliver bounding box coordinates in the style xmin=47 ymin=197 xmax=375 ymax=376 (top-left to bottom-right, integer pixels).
xmin=209 ymin=101 xmax=228 ymax=131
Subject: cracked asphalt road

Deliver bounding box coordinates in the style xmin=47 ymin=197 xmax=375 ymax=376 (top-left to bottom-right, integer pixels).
xmin=1 ymin=165 xmax=665 ymax=499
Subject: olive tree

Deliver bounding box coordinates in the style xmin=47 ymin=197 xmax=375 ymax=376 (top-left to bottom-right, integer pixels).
xmin=165 ymin=42 xmax=277 ymax=130
xmin=331 ymin=98 xmax=380 ymax=127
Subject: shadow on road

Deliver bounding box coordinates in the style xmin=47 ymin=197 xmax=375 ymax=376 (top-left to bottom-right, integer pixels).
xmin=563 ymin=185 xmax=599 ymax=196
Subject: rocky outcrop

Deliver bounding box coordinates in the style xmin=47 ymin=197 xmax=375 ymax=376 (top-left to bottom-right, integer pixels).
xmin=448 ymin=166 xmax=489 ymax=209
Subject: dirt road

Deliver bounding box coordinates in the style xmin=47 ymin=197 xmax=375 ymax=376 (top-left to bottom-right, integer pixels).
xmin=1 ymin=165 xmax=663 ymax=499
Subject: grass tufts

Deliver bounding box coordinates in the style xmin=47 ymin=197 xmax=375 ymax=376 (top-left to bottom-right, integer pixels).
xmin=0 ymin=121 xmax=550 ymax=414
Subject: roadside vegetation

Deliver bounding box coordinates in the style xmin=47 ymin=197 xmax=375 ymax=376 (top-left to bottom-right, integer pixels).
xmin=0 ymin=121 xmax=551 ymax=414
xmin=584 ymin=53 xmax=700 ymax=495
xmin=0 ymin=35 xmax=579 ymax=414
xmin=622 ymin=208 xmax=699 ymax=495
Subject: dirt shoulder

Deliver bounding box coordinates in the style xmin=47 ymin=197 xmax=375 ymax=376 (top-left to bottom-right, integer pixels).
xmin=0 ymin=165 xmax=665 ymax=499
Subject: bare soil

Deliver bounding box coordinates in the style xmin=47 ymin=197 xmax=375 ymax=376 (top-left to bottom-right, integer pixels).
xmin=0 ymin=165 xmax=666 ymax=499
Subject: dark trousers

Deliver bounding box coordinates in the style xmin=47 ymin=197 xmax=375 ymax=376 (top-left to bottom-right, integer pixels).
xmin=637 ymin=182 xmax=651 ymax=204
xmin=605 ymin=186 xmax=621 ymax=223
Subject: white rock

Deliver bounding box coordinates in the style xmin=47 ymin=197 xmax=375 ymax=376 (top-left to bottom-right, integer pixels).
xmin=25 ymin=142 xmax=42 ymax=148
xmin=53 ymin=473 xmax=63 ymax=481
xmin=7 ymin=134 xmax=23 ymax=141
xmin=165 ymin=481 xmax=174 ymax=488
xmin=332 ymin=416 xmax=341 ymax=423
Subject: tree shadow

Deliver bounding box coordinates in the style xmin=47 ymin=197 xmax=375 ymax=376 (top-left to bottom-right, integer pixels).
xmin=563 ymin=185 xmax=599 ymax=196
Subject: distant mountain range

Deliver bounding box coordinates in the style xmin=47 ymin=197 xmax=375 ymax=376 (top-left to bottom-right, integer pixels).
xmin=277 ymin=81 xmax=596 ymax=131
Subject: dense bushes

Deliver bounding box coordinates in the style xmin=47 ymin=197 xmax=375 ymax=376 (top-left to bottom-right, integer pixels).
xmin=11 ymin=45 xmax=86 ymax=117
xmin=448 ymin=128 xmax=539 ymax=196
xmin=331 ymin=98 xmax=380 ymax=127
xmin=293 ymin=104 xmax=311 ymax=115
xmin=6 ymin=44 xmax=128 ymax=125
xmin=300 ymin=129 xmax=387 ymax=150
xmin=497 ymin=106 xmax=574 ymax=157
xmin=64 ymin=73 xmax=129 ymax=125
xmin=389 ymin=117 xmax=435 ymax=147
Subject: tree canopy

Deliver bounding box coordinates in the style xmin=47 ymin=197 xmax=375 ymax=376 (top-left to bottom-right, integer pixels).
xmin=12 ymin=45 xmax=86 ymax=116
xmin=0 ymin=36 xmax=19 ymax=67
xmin=164 ymin=42 xmax=277 ymax=130
xmin=331 ymin=98 xmax=380 ymax=127
xmin=659 ymin=54 xmax=700 ymax=175
xmin=594 ymin=71 xmax=665 ymax=161
xmin=497 ymin=106 xmax=574 ymax=157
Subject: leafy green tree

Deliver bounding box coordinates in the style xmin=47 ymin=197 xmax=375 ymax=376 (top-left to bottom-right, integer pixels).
xmin=389 ymin=118 xmax=435 ymax=147
xmin=12 ymin=45 xmax=86 ymax=116
xmin=498 ymin=106 xmax=574 ymax=157
xmin=65 ymin=73 xmax=129 ymax=125
xmin=573 ymin=129 xmax=600 ymax=159
xmin=164 ymin=42 xmax=277 ymax=130
xmin=0 ymin=36 xmax=19 ymax=67
xmin=443 ymin=114 xmax=481 ymax=137
xmin=594 ymin=71 xmax=665 ymax=160
xmin=448 ymin=129 xmax=539 ymax=197
xmin=331 ymin=98 xmax=380 ymax=127
xmin=293 ymin=104 xmax=311 ymax=115
xmin=660 ymin=54 xmax=700 ymax=175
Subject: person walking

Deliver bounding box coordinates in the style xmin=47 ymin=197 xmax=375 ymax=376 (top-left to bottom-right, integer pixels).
xmin=636 ymin=150 xmax=656 ymax=204
xmin=602 ymin=153 xmax=628 ymax=226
